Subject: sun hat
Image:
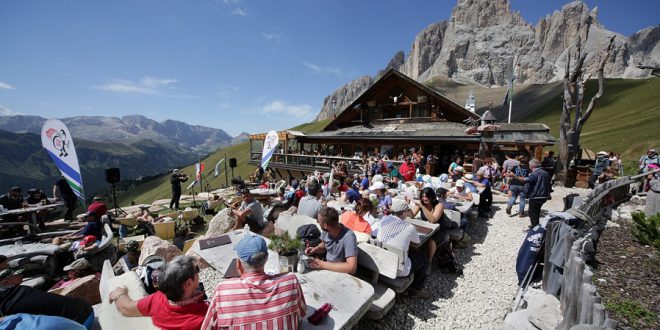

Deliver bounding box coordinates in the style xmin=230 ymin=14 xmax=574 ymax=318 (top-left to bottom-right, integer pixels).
xmin=462 ymin=174 xmax=474 ymax=181
xmin=422 ymin=175 xmax=432 ymax=183
xmin=64 ymin=258 xmax=90 ymax=271
xmin=390 ymin=199 xmax=410 ymax=213
xmin=456 ymin=179 xmax=465 ymax=187
xmin=234 ymin=234 xmax=268 ymax=266
xmin=455 ymin=166 xmax=464 ymax=173
xmin=372 ymin=174 xmax=384 ymax=183
xmin=597 ymin=151 xmax=608 ymax=156
xmin=369 ymin=181 xmax=386 ymax=191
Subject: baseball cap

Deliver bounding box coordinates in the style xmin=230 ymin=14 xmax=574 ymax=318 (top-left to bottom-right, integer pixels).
xmin=369 ymin=181 xmax=385 ymax=191
xmin=456 ymin=179 xmax=465 ymax=187
xmin=173 ymin=169 xmax=180 ymax=174
xmin=81 ymin=235 xmax=97 ymax=246
xmin=390 ymin=199 xmax=410 ymax=213
xmin=234 ymin=235 xmax=268 ymax=266
xmin=64 ymin=258 xmax=90 ymax=271
xmin=597 ymin=151 xmax=608 ymax=156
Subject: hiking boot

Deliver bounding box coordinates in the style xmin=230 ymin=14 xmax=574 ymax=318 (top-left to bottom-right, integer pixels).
xmin=505 ymin=205 xmax=512 ymax=215
xmin=519 ymin=212 xmax=527 ymax=218
xmin=408 ymin=289 xmax=432 ymax=299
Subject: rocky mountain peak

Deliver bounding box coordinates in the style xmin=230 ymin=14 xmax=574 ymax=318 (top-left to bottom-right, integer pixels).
xmin=451 ymin=0 xmax=525 ymax=28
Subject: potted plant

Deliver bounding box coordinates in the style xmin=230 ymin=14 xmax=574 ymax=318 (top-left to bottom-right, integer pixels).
xmin=268 ymin=231 xmax=304 ymax=272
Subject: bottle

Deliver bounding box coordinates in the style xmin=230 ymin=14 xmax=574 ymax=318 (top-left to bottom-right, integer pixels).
xmin=243 ymin=223 xmax=251 ymax=234
xmin=296 ymin=255 xmax=305 ymax=273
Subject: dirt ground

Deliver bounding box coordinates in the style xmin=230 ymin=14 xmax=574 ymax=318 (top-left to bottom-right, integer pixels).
xmin=592 ymin=222 xmax=659 ymax=329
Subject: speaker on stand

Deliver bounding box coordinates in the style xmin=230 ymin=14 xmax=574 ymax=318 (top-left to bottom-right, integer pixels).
xmin=229 ymin=158 xmax=237 ymax=179
xmin=105 ymin=168 xmax=126 ymax=216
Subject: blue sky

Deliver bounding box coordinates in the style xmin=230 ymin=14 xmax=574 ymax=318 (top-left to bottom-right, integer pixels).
xmin=0 ymin=0 xmax=658 ymax=136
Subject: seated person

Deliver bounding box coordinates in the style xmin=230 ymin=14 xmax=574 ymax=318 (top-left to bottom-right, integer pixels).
xmin=108 ymin=255 xmax=209 ymax=330
xmin=341 ymin=179 xmax=361 ymax=204
xmin=0 ymin=313 xmax=88 ymax=330
xmin=50 ymin=258 xmax=96 ymax=291
xmin=370 ymin=181 xmax=392 ymax=213
xmin=114 ymin=240 xmax=140 ymax=273
xmin=297 ymin=183 xmax=323 ymax=219
xmin=55 ymin=211 xmax=103 ymax=243
xmin=449 ymin=180 xmax=473 ymax=201
xmin=409 ymin=187 xmax=445 ymax=272
xmin=135 ymin=206 xmax=170 ymax=236
xmin=377 ymin=199 xmax=430 ymax=299
xmin=461 ymin=174 xmax=479 ymax=193
xmin=87 ymin=196 xmax=108 ymax=218
xmin=340 ymin=198 xmax=373 ymax=235
xmin=0 ymin=187 xmax=25 ymax=211
xmin=70 ymin=235 xmax=100 ymax=258
xmin=26 ymin=188 xmax=50 ymax=230
xmin=385 ymin=162 xmax=403 ymax=188
xmin=173 ymin=225 xmax=193 ymax=251
xmin=0 ymin=256 xmax=94 ymax=328
xmin=202 ymin=235 xmax=307 ymax=329
xmin=231 ymin=189 xmax=264 ymax=232
xmin=305 ymin=207 xmax=357 ymax=274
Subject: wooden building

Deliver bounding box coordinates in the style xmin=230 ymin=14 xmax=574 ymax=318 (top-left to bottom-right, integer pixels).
xmin=249 ymin=69 xmax=555 ymax=179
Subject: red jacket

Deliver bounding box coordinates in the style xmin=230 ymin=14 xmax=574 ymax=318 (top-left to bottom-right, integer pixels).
xmin=399 ymin=162 xmax=416 ymax=182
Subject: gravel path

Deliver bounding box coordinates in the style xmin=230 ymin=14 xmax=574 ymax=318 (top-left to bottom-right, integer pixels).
xmin=199 ymin=186 xmax=588 ymax=329
xmin=356 ymin=186 xmax=589 ymax=330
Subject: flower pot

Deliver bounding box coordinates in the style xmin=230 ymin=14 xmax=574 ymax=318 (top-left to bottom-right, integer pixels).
xmin=278 ymin=254 xmax=298 ymax=273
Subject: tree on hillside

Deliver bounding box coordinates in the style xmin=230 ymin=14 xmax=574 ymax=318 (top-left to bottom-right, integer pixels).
xmin=557 ymin=27 xmax=615 ymax=183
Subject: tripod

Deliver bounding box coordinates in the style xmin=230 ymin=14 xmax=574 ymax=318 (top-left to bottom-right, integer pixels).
xmin=110 ymin=182 xmax=127 ymax=217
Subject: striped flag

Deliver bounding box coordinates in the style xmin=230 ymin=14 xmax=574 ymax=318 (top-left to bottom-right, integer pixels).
xmin=196 ymin=162 xmax=205 ymax=181
xmin=41 ymin=119 xmax=85 ymax=200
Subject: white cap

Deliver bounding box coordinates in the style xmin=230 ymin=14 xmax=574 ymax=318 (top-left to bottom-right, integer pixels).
xmin=597 ymin=151 xmax=608 ymax=156
xmin=372 ymin=174 xmax=384 ymax=183
xmin=456 ymin=179 xmax=465 ymax=187
xmin=390 ymin=199 xmax=410 ymax=213
xmin=369 ymin=181 xmax=385 ymax=191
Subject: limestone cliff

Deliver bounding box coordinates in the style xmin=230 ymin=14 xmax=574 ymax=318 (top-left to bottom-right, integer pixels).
xmin=314 ymin=0 xmax=659 ymax=120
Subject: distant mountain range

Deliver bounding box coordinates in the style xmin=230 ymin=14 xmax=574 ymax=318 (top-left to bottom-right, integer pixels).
xmin=0 ymin=114 xmax=245 ymax=198
xmin=316 ymin=0 xmax=660 ymax=120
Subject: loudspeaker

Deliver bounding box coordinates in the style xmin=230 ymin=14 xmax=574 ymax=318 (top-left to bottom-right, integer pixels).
xmin=229 ymin=158 xmax=237 ymax=168
xmin=105 ymin=168 xmax=121 ymax=184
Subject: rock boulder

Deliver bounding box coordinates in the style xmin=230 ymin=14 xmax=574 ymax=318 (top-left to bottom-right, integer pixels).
xmin=138 ymin=236 xmax=183 ymax=265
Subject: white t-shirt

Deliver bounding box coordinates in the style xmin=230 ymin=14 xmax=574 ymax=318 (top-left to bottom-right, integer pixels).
xmin=376 ymin=215 xmax=420 ymax=277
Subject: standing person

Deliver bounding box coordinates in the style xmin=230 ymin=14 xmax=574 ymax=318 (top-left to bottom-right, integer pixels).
xmin=542 ymin=151 xmax=557 ymax=182
xmin=202 ymin=235 xmax=306 ymax=330
xmin=53 ymin=176 xmax=78 ymax=221
xmin=169 ymin=169 xmax=188 ymax=210
xmin=503 ymin=154 xmax=520 ymax=174
xmin=506 ymin=156 xmax=530 ymax=217
xmin=377 ymin=199 xmax=430 ymax=299
xmin=472 ymin=153 xmax=484 ymax=176
xmin=638 ymin=149 xmax=658 ymax=173
xmin=520 ymin=159 xmax=551 ymax=228
xmin=589 ymin=151 xmax=610 ymax=188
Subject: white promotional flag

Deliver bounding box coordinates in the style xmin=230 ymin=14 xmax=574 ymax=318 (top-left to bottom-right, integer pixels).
xmin=260 ymin=130 xmax=279 ymax=169
xmin=41 ymin=119 xmax=85 ymax=199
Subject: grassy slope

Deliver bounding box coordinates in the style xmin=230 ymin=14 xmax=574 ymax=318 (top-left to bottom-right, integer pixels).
xmin=117 ymin=119 xmax=332 ymax=205
xmin=522 ymin=78 xmax=660 ymax=174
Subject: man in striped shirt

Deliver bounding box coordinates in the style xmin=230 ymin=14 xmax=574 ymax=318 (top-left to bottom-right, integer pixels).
xmin=202 ymin=234 xmax=307 ymax=330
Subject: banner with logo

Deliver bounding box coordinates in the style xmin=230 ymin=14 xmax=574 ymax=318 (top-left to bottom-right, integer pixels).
xmin=41 ymin=119 xmax=85 ymax=199
xmin=260 ymin=130 xmax=279 ymax=169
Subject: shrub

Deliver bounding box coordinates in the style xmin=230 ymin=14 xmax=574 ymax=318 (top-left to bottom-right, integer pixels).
xmin=268 ymin=231 xmax=304 ymax=256
xmin=631 ymin=212 xmax=660 ymax=250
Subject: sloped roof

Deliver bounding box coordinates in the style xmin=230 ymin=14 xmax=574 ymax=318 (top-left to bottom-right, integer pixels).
xmin=323 ymin=68 xmax=479 ymax=131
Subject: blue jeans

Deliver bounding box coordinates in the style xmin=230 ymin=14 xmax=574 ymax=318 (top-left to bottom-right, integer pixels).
xmin=508 ymin=185 xmax=526 ymax=213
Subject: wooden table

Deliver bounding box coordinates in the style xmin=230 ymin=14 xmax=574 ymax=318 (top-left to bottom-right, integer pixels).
xmin=0 ymin=203 xmax=64 ymax=234
xmin=189 ymin=230 xmax=375 ymax=330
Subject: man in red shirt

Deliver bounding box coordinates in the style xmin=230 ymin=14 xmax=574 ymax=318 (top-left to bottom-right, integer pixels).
xmin=202 ymin=234 xmax=307 ymax=330
xmin=399 ymin=157 xmax=416 ymax=182
xmin=108 ymin=255 xmax=208 ymax=330
xmin=87 ymin=196 xmax=108 ymax=219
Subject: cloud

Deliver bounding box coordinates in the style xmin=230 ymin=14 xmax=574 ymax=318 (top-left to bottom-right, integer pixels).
xmin=94 ymin=76 xmax=193 ymax=98
xmin=260 ymin=100 xmax=313 ymax=118
xmin=261 ymin=32 xmax=283 ymax=45
xmin=0 ymin=105 xmax=20 ymax=116
xmin=303 ymin=62 xmax=343 ymax=76
xmin=222 ymin=0 xmax=240 ymax=4
xmin=231 ymin=7 xmax=249 ymax=16
xmin=0 ymin=81 xmax=16 ymax=90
